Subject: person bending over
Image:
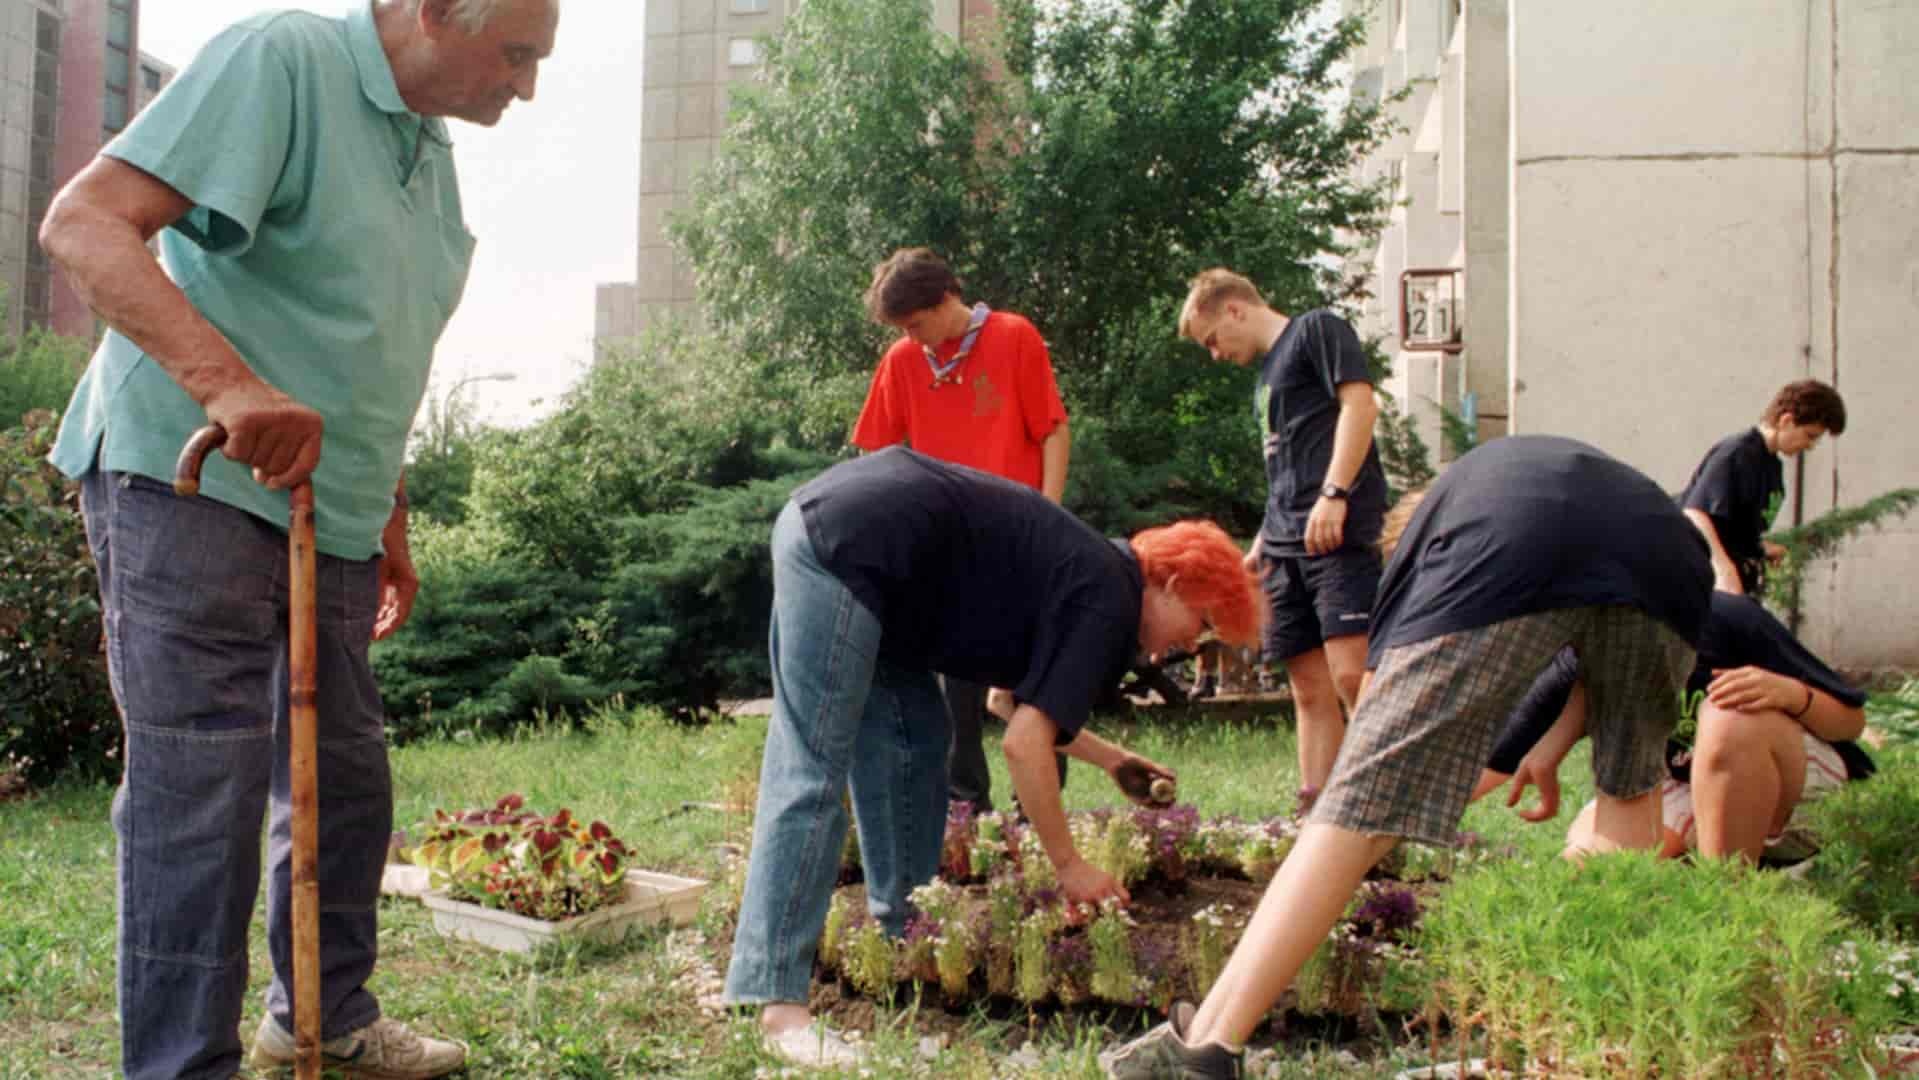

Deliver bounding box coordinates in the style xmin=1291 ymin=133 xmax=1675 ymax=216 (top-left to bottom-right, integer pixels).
xmin=1104 ymin=435 xmax=1711 ymax=1080
xmin=724 ymin=448 xmax=1262 ymax=1068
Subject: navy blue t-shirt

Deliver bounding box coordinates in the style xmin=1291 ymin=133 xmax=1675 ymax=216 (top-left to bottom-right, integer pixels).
xmin=792 ymin=448 xmax=1142 ymax=742
xmin=1486 ymin=592 xmax=1873 ymax=782
xmin=1368 ymin=435 xmax=1713 ymax=668
xmin=1255 ymin=309 xmax=1388 ymax=557
xmin=1680 ymin=428 xmax=1784 ymax=594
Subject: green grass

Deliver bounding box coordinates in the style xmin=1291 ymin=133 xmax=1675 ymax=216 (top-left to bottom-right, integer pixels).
xmin=2 ymin=698 xmax=1912 ymax=1077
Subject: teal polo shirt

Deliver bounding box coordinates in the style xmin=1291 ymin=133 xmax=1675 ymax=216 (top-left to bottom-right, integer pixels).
xmin=51 ymin=3 xmax=476 ymax=560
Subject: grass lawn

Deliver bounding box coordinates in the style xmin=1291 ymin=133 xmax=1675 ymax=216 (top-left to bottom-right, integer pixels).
xmin=0 ymin=697 xmax=1906 ymax=1078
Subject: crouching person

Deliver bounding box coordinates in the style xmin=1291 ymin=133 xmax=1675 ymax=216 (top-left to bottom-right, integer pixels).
xmin=724 ymin=447 xmax=1263 ymax=1067
xmin=1104 ymin=435 xmax=1712 ymax=1080
xmin=1482 ymin=591 xmax=1872 ymax=863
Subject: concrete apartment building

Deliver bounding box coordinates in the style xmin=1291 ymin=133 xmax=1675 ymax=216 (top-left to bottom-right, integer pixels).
xmin=596 ymin=0 xmax=997 ymax=344
xmin=1343 ymin=0 xmax=1919 ymax=668
xmin=0 ymin=0 xmax=169 ymax=339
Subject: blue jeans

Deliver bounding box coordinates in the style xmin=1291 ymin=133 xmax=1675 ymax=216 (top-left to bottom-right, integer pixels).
xmin=82 ymin=472 xmax=392 ymax=1080
xmin=723 ymin=502 xmax=950 ymax=1005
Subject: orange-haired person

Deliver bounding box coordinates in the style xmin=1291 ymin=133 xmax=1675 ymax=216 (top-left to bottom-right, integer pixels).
xmin=725 ymin=447 xmax=1261 ymax=1068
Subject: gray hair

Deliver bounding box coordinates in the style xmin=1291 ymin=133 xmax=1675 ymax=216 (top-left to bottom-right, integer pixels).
xmin=410 ymin=0 xmax=543 ymax=32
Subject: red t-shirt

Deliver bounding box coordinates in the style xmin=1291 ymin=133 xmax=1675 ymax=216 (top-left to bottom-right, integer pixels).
xmin=849 ymin=311 xmax=1068 ymax=490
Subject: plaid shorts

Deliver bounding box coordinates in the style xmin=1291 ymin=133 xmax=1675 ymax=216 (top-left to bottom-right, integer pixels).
xmin=1308 ymin=606 xmax=1696 ymax=848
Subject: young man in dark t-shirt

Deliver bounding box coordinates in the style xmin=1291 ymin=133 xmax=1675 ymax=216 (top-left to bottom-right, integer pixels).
xmin=1680 ymin=379 xmax=1847 ymax=596
xmin=1178 ymin=269 xmax=1386 ymax=794
xmin=1105 ymin=436 xmax=1712 ymax=1080
xmin=1479 ymin=591 xmax=1871 ymax=864
xmin=725 ymin=448 xmax=1263 ymax=1068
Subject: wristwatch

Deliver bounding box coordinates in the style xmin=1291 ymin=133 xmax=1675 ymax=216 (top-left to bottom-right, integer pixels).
xmin=1320 ymin=481 xmax=1350 ymax=500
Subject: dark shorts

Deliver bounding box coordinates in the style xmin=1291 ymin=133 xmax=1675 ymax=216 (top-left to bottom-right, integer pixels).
xmin=1308 ymin=606 xmax=1695 ymax=848
xmin=1260 ymin=547 xmax=1381 ymax=662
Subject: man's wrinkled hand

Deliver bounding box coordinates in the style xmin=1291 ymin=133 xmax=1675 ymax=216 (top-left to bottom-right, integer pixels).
xmin=373 ymin=556 xmax=418 ymax=641
xmin=204 ymin=381 xmax=324 ymax=491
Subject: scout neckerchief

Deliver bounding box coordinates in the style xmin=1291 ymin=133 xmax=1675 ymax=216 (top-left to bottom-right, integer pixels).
xmin=925 ymin=303 xmax=990 ymax=390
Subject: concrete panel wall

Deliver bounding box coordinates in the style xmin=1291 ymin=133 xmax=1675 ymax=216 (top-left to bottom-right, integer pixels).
xmin=1461 ymin=0 xmax=1508 ymax=438
xmin=1507 ymin=0 xmax=1919 ymax=666
xmin=1512 ymin=0 xmax=1818 ymax=160
xmin=1796 ymin=152 xmax=1919 ymax=666
xmin=1509 ymin=158 xmax=1814 ymax=486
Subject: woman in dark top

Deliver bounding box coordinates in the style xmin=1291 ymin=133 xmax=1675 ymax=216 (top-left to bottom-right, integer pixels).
xmin=1483 ymin=591 xmax=1871 ymax=862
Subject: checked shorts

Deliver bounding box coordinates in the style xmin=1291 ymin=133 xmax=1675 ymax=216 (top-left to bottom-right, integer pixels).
xmin=1308 ymin=605 xmax=1695 ymax=848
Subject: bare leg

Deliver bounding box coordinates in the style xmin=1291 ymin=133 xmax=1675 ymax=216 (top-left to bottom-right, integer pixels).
xmin=760 ymin=1002 xmax=811 ymax=1035
xmin=1321 ymin=632 xmax=1369 ymax=714
xmin=1566 ymin=789 xmax=1662 ymax=858
xmin=1283 ymin=649 xmax=1346 ymax=791
xmin=1185 ymin=824 xmax=1399 ymax=1047
xmin=1690 ymin=705 xmax=1806 ymax=862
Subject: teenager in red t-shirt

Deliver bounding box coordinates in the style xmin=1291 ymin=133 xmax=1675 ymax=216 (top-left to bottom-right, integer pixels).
xmin=851 ymin=248 xmax=1072 ymax=811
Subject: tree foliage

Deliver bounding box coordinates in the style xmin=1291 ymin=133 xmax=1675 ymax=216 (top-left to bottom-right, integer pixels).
xmin=670 ymin=0 xmax=1392 ymax=533
xmin=0 ymin=411 xmax=118 ymax=786
xmin=1766 ymin=487 xmax=1919 ymax=624
xmin=373 ymin=326 xmax=839 ymax=732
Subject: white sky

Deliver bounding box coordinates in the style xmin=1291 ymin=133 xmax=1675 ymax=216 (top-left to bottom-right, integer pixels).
xmin=136 ymin=1 xmax=645 ymax=427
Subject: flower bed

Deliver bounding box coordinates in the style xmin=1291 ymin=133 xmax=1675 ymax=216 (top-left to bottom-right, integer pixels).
xmin=815 ymin=802 xmax=1438 ymax=1017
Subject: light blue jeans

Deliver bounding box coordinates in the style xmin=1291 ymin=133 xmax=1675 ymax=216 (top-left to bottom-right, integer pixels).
xmin=82 ymin=471 xmax=392 ymax=1080
xmin=723 ymin=502 xmax=950 ymax=1005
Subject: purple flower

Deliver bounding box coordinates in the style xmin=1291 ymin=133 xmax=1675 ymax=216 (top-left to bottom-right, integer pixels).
xmin=1352 ymin=883 xmax=1421 ymax=938
xmin=903 ymin=913 xmax=941 ymax=944
xmin=1048 ymin=934 xmax=1092 ymax=976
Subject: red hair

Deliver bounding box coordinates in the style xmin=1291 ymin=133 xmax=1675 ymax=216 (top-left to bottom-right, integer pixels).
xmin=1129 ymin=520 xmax=1265 ymax=648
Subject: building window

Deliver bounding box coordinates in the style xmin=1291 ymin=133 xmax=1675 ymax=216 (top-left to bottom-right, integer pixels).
xmin=142 ymin=65 xmax=162 ymax=92
xmin=108 ymin=7 xmax=132 ymax=49
xmin=105 ymin=93 xmax=129 ymax=133
xmin=26 ymin=10 xmax=62 ymax=329
xmin=107 ymin=45 xmax=131 ymax=91
xmin=730 ymin=0 xmax=770 ymax=12
xmin=727 ymin=38 xmax=760 ymax=67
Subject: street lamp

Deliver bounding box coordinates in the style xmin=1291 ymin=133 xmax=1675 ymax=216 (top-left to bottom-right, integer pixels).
xmin=438 ymin=372 xmax=517 ymax=455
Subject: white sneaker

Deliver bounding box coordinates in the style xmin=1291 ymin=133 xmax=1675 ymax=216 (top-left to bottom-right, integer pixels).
xmin=765 ymin=1022 xmax=863 ymax=1068
xmin=247 ymin=1014 xmax=467 ymax=1078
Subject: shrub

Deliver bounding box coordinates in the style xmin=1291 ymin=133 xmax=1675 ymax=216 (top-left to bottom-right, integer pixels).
xmin=600 ymin=467 xmax=825 ymax=717
xmin=1415 ymin=852 xmax=1909 ymax=1077
xmin=0 ymin=412 xmax=117 ymax=786
xmin=374 ymin=325 xmax=840 ymax=727
xmin=370 ymin=532 xmax=609 ymax=740
xmin=1799 ymin=746 xmax=1919 ymax=939
xmin=1766 ymin=487 xmax=1919 ymax=620
xmin=0 ymin=325 xmax=88 ymax=428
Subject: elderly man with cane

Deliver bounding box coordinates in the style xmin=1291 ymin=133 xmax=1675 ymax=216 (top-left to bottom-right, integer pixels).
xmin=40 ymin=2 xmax=560 ymax=1076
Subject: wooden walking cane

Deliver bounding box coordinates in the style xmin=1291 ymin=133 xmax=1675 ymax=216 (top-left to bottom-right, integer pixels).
xmin=175 ymin=425 xmax=322 ymax=1080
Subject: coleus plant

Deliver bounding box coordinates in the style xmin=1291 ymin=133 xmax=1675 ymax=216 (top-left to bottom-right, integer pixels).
xmin=403 ymin=793 xmax=630 ymax=921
